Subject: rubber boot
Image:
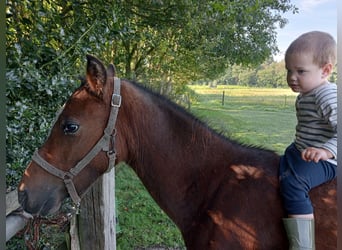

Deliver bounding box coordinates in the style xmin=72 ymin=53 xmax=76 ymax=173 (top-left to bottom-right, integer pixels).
xmin=283 ymin=218 xmax=315 ymax=250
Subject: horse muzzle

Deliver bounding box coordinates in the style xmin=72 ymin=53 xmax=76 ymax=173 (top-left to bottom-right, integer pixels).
xmin=18 ymin=167 xmax=67 ymax=216
xmin=18 ymin=188 xmax=62 ymax=216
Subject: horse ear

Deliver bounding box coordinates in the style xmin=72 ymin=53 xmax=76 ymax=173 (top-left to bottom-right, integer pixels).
xmin=86 ymin=55 xmax=107 ymax=96
xmin=107 ymin=64 xmax=116 ymax=78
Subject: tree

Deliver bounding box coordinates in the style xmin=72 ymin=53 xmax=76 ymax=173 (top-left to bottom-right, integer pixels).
xmin=6 ymin=0 xmax=297 ymax=187
xmin=211 ymin=59 xmax=287 ymax=87
xmin=256 ymin=60 xmax=287 ymax=88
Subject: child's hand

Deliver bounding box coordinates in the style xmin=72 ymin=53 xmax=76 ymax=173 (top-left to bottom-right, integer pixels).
xmin=301 ymin=147 xmax=333 ymax=163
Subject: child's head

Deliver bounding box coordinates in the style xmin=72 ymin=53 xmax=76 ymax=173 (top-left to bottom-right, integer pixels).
xmin=285 ymin=31 xmax=336 ymax=94
xmin=285 ymin=31 xmax=336 ymax=68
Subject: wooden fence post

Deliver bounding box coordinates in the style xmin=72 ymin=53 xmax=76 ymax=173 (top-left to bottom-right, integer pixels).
xmin=70 ymin=167 xmax=116 ymax=250
xmin=6 ymin=189 xmax=30 ymax=242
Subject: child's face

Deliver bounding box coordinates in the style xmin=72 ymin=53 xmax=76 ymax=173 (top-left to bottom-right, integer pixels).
xmin=285 ymin=52 xmax=328 ymax=94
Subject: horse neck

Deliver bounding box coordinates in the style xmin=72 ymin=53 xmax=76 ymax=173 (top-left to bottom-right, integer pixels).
xmin=116 ymin=81 xmax=278 ymax=232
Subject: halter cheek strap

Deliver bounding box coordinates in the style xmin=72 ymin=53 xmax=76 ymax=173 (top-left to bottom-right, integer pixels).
xmin=31 ymin=77 xmax=121 ymax=205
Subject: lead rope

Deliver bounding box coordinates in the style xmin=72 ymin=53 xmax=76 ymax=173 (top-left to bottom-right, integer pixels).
xmin=12 ymin=203 xmax=77 ymax=250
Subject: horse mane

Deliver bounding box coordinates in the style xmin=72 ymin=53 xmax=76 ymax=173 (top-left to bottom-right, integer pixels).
xmin=75 ymin=75 xmax=277 ymax=158
xmin=126 ymin=79 xmax=278 ymax=157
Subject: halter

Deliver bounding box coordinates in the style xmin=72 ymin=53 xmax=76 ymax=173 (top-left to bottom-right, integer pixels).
xmin=31 ymin=77 xmax=121 ymax=206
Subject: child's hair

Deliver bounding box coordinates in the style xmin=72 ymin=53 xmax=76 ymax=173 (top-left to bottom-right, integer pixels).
xmin=285 ymin=31 xmax=336 ymax=67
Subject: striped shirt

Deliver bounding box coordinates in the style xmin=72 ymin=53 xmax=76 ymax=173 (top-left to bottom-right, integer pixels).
xmin=294 ymin=82 xmax=337 ymax=165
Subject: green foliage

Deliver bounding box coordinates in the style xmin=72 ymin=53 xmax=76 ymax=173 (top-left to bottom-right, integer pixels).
xmin=6 ymin=0 xmax=297 ymax=188
xmin=6 ymin=0 xmax=120 ymax=187
xmin=6 ymin=49 xmax=77 ymax=187
xmin=207 ymin=59 xmax=338 ymax=88
xmin=195 ymin=60 xmax=288 ymax=88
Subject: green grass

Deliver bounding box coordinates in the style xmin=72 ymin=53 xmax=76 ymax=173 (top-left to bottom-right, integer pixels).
xmin=115 ymin=85 xmax=298 ymax=249
xmin=188 ymin=85 xmax=297 ymax=153
xmin=116 ymin=164 xmax=185 ymax=250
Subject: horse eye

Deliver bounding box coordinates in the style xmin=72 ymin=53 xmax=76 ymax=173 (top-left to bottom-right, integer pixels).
xmin=63 ymin=123 xmax=79 ymax=135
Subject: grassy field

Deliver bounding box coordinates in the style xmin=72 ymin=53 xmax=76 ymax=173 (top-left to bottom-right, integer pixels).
xmin=188 ymin=85 xmax=297 ymax=153
xmin=115 ymin=85 xmax=298 ymax=249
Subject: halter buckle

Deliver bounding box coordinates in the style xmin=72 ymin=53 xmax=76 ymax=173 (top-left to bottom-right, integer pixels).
xmin=111 ymin=94 xmax=121 ymax=107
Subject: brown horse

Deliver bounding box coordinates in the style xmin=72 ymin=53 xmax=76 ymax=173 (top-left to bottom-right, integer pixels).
xmin=18 ymin=55 xmax=337 ymax=249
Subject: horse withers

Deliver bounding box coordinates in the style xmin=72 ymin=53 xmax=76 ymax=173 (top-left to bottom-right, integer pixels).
xmin=18 ymin=55 xmax=337 ymax=249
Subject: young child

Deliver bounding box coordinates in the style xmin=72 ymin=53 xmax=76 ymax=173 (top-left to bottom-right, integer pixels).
xmin=279 ymin=31 xmax=337 ymax=249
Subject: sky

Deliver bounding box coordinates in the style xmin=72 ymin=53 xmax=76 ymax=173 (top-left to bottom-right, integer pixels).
xmin=274 ymin=0 xmax=337 ymax=61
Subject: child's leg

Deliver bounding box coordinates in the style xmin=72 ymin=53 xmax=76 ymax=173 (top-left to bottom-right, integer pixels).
xmin=279 ymin=144 xmax=336 ymax=249
xmin=279 ymin=144 xmax=336 ymax=216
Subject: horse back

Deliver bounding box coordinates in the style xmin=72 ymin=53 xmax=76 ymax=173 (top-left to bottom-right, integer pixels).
xmin=183 ymin=163 xmax=336 ymax=250
xmin=311 ymin=179 xmax=337 ymax=250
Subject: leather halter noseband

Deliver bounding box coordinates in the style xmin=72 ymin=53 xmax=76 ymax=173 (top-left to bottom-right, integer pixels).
xmin=31 ymin=77 xmax=121 ymax=205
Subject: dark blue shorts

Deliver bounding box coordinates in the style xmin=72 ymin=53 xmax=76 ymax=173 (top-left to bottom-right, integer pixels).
xmin=279 ymin=143 xmax=337 ymax=215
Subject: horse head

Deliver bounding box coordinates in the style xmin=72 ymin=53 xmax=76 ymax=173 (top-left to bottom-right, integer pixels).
xmin=18 ymin=55 xmax=119 ymax=216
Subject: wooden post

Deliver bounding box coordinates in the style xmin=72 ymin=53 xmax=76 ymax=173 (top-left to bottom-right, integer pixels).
xmin=6 ymin=212 xmax=28 ymax=242
xmin=6 ymin=189 xmax=29 ymax=242
xmin=222 ymin=91 xmax=225 ymax=106
xmin=6 ymin=189 xmax=20 ymax=216
xmin=70 ymin=167 xmax=116 ymax=250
